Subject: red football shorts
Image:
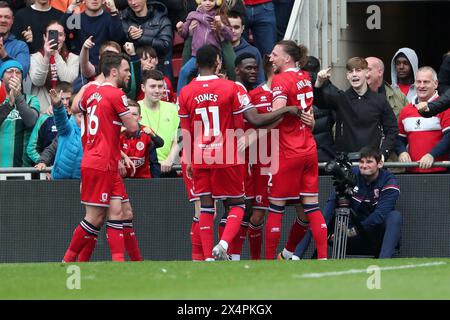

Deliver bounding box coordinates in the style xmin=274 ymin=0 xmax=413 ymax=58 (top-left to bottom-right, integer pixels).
xmin=252 ymin=163 xmax=270 ymax=210
xmin=182 ymin=163 xmax=199 ymax=202
xmin=81 ymin=168 xmax=116 ymax=207
xmin=111 ymin=173 xmax=129 ymax=203
xmin=267 ymin=152 xmax=319 ymax=201
xmin=244 ymin=163 xmax=255 ymax=200
xmin=192 ymin=165 xmax=245 ymax=199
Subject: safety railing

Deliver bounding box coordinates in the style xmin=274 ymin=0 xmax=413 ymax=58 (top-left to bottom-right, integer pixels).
xmin=2 ymin=162 xmax=450 ymax=180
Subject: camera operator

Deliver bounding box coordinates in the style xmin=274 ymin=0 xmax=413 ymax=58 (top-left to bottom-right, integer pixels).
xmin=293 ymin=146 xmax=402 ymax=259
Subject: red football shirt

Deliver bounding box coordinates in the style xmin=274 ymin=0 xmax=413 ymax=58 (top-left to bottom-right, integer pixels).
xmin=249 ymin=84 xmax=273 ymax=164
xmin=79 ymin=82 xmax=130 ymax=172
xmin=178 ymin=75 xmax=252 ymax=168
xmin=120 ymin=126 xmax=153 ymax=178
xmin=271 ymin=68 xmax=316 ymax=158
xmin=398 ymin=94 xmax=450 ymax=173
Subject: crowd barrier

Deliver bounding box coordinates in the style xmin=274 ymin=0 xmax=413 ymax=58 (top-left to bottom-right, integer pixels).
xmin=0 ymin=174 xmax=449 ymax=262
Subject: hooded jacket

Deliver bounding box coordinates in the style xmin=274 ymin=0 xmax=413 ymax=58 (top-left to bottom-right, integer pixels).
xmin=391 ymin=48 xmax=419 ymax=103
xmin=51 ymin=105 xmax=82 ymax=179
xmin=121 ymin=1 xmax=173 ymax=59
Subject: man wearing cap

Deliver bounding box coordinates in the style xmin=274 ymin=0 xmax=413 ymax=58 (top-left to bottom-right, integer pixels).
xmin=0 ymin=60 xmax=40 ymax=167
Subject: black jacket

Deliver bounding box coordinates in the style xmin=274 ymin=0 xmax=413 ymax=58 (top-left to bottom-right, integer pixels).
xmin=121 ymin=1 xmax=173 ymax=59
xmin=420 ymin=89 xmax=450 ymax=118
xmin=312 ymin=105 xmax=335 ymax=162
xmin=314 ymin=80 xmax=398 ymax=158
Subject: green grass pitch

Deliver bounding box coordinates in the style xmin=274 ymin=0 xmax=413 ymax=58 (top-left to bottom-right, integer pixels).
xmin=0 ymin=258 xmax=449 ymax=299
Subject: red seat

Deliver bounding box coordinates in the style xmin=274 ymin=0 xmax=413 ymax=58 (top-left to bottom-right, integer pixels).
xmin=172 ymin=57 xmax=183 ymax=79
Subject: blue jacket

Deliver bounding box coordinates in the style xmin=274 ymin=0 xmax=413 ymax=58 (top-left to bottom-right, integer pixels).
xmin=51 ymin=106 xmax=82 ymax=179
xmin=327 ymin=168 xmax=400 ymax=230
xmin=1 ymin=33 xmax=30 ymax=76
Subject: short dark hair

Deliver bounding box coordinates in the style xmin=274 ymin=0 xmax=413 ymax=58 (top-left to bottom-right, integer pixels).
xmin=127 ymin=98 xmax=140 ymax=114
xmin=0 ymin=1 xmax=12 ymax=10
xmin=228 ymin=10 xmax=245 ymax=25
xmin=303 ymin=56 xmax=321 ymax=74
xmin=56 ymin=81 xmax=73 ymax=93
xmin=100 ymin=52 xmax=129 ymax=77
xmin=234 ymin=52 xmax=257 ymax=67
xmin=142 ymin=69 xmax=164 ymax=85
xmin=196 ymin=45 xmax=219 ymax=69
xmin=136 ymin=46 xmax=157 ymax=59
xmin=360 ymin=146 xmax=382 ymax=163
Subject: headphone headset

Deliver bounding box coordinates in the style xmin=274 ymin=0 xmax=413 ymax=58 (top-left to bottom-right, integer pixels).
xmin=196 ymin=0 xmax=223 ymax=6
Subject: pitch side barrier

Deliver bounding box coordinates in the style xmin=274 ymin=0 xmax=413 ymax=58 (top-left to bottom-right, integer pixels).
xmin=0 ymin=172 xmax=448 ymax=262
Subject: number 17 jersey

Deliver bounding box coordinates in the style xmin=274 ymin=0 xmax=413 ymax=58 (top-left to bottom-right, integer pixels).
xmin=79 ymin=83 xmax=130 ymax=172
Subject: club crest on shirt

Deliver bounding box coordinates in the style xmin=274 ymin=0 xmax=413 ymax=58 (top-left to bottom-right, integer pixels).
xmin=122 ymin=95 xmax=128 ymax=107
xmin=136 ymin=141 xmax=145 ymax=151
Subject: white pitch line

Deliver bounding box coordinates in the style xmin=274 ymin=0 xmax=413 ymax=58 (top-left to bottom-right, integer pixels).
xmin=293 ymin=261 xmax=447 ymax=279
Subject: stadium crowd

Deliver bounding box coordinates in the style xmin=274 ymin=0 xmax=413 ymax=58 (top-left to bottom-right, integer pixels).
xmin=1 ymin=0 xmax=449 ymax=261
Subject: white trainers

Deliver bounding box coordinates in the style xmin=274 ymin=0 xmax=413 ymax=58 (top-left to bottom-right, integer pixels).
xmin=212 ymin=243 xmax=229 ymax=260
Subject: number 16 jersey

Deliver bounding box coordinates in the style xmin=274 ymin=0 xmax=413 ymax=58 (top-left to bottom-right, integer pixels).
xmin=79 ymin=83 xmax=130 ymax=172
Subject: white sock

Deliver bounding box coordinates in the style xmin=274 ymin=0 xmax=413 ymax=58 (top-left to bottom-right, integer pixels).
xmin=291 ymin=255 xmax=300 ymax=260
xmin=231 ymin=254 xmax=241 ymax=261
xmin=219 ymin=240 xmax=229 ymax=251
xmin=282 ymin=248 xmax=293 ymax=259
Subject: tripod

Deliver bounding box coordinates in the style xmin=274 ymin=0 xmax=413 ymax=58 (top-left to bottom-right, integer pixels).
xmin=332 ymin=195 xmax=353 ymax=259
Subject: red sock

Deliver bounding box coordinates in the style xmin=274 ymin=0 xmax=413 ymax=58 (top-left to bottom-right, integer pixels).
xmin=285 ymin=217 xmax=309 ymax=252
xmin=191 ymin=217 xmax=204 ymax=261
xmin=307 ymin=209 xmax=328 ymax=259
xmin=123 ymin=220 xmax=142 ymax=261
xmin=77 ymin=236 xmax=98 ymax=262
xmin=199 ymin=208 xmax=215 ymax=259
xmin=248 ymin=223 xmax=263 ymax=260
xmin=221 ymin=206 xmax=244 ymax=245
xmin=265 ymin=204 xmax=285 ymax=259
xmin=63 ymin=219 xmax=100 ymax=262
xmin=106 ymin=220 xmax=125 ymax=262
xmin=228 ymin=222 xmax=248 ymax=255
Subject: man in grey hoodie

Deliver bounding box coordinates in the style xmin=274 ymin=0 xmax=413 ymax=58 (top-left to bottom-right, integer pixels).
xmin=391 ymin=47 xmax=419 ymax=103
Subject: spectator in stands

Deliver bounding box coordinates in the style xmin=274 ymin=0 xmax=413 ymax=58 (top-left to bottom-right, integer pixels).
xmin=390 ymin=47 xmax=419 ymax=103
xmin=242 ymin=0 xmax=277 ymax=57
xmin=293 ymin=146 xmax=402 ymax=259
xmin=120 ymin=0 xmax=172 ymax=79
xmin=135 ymin=46 xmax=175 ymax=103
xmin=80 ymin=39 xmax=121 ymax=80
xmin=29 ymin=20 xmax=79 ymax=113
xmin=176 ymin=0 xmax=235 ymax=94
xmin=302 ymin=55 xmax=335 ymax=163
xmin=0 ymin=60 xmax=39 ymax=167
xmin=366 ymin=56 xmax=408 ymax=118
xmin=35 ymin=81 xmax=74 ymax=173
xmin=26 ymin=106 xmax=57 ymax=166
xmin=11 ymin=0 xmax=63 ymax=54
xmin=438 ymin=51 xmax=450 ymax=95
xmin=228 ymin=10 xmax=264 ymax=87
xmin=62 ymin=0 xmax=125 ymax=67
xmin=139 ymin=69 xmax=180 ymax=177
xmin=43 ymin=87 xmax=82 ymax=179
xmin=397 ymin=67 xmax=450 ymax=173
xmin=120 ymin=99 xmax=164 ymax=179
xmin=273 ymin=0 xmax=294 ymax=41
xmin=314 ymin=57 xmax=398 ymax=160
xmin=418 ymin=88 xmax=450 ymax=118
xmin=0 ymin=1 xmax=30 ymax=76
xmin=50 ymin=0 xmax=84 ymax=13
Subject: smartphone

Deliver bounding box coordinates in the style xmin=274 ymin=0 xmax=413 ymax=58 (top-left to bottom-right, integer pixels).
xmin=47 ymin=30 xmax=59 ymax=50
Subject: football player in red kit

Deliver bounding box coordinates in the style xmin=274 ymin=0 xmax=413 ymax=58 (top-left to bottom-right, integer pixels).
xmin=62 ymin=52 xmax=139 ymax=263
xmin=178 ymin=45 xmax=252 ymax=260
xmin=266 ymin=41 xmax=328 ymax=260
